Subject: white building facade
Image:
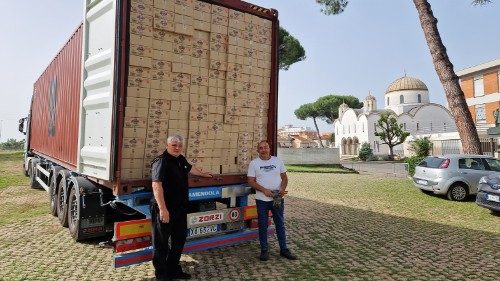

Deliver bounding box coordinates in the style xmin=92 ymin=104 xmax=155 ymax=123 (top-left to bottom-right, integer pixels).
xmin=334 ymin=76 xmax=458 ymax=157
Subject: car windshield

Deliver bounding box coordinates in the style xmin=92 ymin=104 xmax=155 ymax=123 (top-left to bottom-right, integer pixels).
xmin=418 ymin=157 xmax=446 ymax=168
xmin=484 ymin=158 xmax=500 ymax=172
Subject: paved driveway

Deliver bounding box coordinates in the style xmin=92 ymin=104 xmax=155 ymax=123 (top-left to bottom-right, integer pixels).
xmin=1 ymin=173 xmax=498 ymax=280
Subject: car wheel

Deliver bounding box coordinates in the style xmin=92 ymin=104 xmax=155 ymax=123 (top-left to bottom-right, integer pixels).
xmin=447 ymin=184 xmax=468 ymax=201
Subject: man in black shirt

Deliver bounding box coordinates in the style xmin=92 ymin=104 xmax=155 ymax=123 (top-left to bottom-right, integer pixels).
xmin=151 ymin=135 xmax=212 ymax=281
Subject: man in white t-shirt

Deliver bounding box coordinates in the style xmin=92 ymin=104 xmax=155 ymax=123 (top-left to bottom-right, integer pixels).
xmin=247 ymin=140 xmax=297 ymax=261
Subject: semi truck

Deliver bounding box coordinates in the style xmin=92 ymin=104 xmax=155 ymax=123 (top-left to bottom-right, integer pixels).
xmin=19 ymin=0 xmax=278 ymax=268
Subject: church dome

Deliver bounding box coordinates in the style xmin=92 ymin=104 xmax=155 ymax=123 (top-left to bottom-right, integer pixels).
xmin=385 ymin=76 xmax=428 ymax=94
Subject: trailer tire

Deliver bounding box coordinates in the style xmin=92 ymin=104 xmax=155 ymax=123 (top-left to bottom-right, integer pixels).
xmin=28 ymin=159 xmax=41 ymax=189
xmin=57 ymin=179 xmax=69 ymax=227
xmin=68 ymin=187 xmax=83 ymax=241
xmin=49 ymin=167 xmax=64 ymax=217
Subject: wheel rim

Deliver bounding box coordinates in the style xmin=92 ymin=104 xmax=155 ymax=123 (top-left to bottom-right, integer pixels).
xmin=70 ymin=193 xmax=78 ymax=227
xmin=452 ymin=186 xmax=466 ymax=200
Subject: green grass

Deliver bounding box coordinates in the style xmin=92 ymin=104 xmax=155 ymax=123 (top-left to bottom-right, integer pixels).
xmin=0 ymin=175 xmax=28 ymax=189
xmin=290 ymin=173 xmax=500 ymax=234
xmin=285 ymin=164 xmax=357 ymax=173
xmin=0 ymin=150 xmax=23 ymax=161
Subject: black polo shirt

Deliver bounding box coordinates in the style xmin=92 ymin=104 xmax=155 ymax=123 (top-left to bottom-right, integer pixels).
xmin=151 ymin=150 xmax=192 ymax=217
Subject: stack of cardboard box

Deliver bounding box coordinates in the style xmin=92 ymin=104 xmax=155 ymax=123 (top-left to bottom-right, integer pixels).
xmin=122 ymin=0 xmax=273 ymax=179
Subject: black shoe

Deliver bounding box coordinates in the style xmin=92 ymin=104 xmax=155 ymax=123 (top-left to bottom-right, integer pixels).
xmin=171 ymin=271 xmax=191 ymax=280
xmin=259 ymin=250 xmax=269 ymax=261
xmin=280 ymin=249 xmax=298 ymax=260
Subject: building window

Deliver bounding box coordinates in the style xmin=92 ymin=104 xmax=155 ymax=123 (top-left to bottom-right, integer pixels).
xmin=476 ymin=104 xmax=486 ymax=122
xmin=403 ymin=122 xmax=406 ymax=130
xmin=430 ymin=122 xmax=433 ymax=131
xmin=417 ymin=94 xmax=421 ymax=103
xmin=400 ymin=95 xmax=404 ymax=104
xmin=387 ymin=97 xmax=389 ymax=106
xmin=416 ymin=122 xmax=420 ymax=131
xmin=362 ymin=123 xmax=365 ymax=132
xmin=443 ymin=122 xmax=447 ymax=131
xmin=474 ymin=75 xmax=484 ymax=97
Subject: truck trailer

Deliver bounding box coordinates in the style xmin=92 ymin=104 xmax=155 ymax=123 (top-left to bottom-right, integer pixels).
xmin=19 ymin=0 xmax=278 ymax=268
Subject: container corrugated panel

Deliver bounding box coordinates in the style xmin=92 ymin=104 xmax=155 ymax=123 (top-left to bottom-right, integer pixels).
xmin=29 ymin=25 xmax=83 ymax=169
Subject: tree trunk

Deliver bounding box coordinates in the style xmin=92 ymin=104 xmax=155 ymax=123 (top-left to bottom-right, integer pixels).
xmin=413 ymin=0 xmax=482 ymax=154
xmin=312 ymin=117 xmax=324 ymax=147
xmin=388 ymin=145 xmax=394 ymax=160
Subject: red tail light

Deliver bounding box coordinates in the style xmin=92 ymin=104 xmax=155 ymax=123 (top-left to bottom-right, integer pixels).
xmin=438 ymin=158 xmax=450 ymax=169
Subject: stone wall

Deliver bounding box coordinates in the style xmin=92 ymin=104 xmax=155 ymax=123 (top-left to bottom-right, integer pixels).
xmin=277 ymin=148 xmax=340 ymax=164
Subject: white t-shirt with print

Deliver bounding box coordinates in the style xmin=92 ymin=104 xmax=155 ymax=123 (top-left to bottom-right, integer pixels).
xmin=247 ymin=156 xmax=287 ymax=202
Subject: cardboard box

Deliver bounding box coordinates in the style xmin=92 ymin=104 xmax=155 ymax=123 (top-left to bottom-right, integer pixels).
xmin=131 ymin=34 xmax=154 ymax=47
xmin=148 ymin=108 xmax=170 ymax=119
xmin=151 ymin=69 xmax=170 ymax=81
xmin=154 ymin=0 xmax=174 ymax=11
xmin=129 ymin=66 xmax=151 ymax=78
xmin=146 ymin=127 xmax=168 ymax=139
xmin=130 ymin=23 xmax=153 ymax=37
xmin=122 ymin=147 xmax=145 ymax=158
xmin=130 ymin=12 xmax=154 ymax=26
xmin=146 ymin=137 xmax=164 ymax=149
xmin=123 ymin=127 xmax=147 ymax=138
xmin=152 ymin=59 xmax=172 ymax=70
xmin=121 ymin=168 xmax=143 ymax=179
xmin=145 ymin=147 xmax=163 ymax=159
xmin=192 ymin=48 xmax=209 ymax=59
xmin=123 ymin=137 xmax=146 ymax=149
xmin=126 ymin=97 xmax=149 ymax=108
xmin=149 ymin=99 xmax=171 ymax=110
xmin=193 ymin=19 xmax=211 ymax=32
xmin=121 ymin=158 xmax=145 ymax=170
xmin=129 ymin=55 xmax=153 ymax=68
xmin=212 ymin=14 xmax=228 ymax=26
xmin=148 ymin=118 xmax=169 ymax=129
xmin=124 ymin=117 xmax=148 ymax=128
xmin=172 ymin=62 xmax=191 ymax=74
xmin=150 ymin=80 xmax=172 ymax=91
xmin=210 ymin=60 xmax=227 ymax=71
xmin=125 ymin=107 xmax=149 ymax=118
xmin=130 ymin=43 xmax=153 ymax=58
xmin=174 ymin=2 xmax=194 ymax=17
xmin=127 ymin=87 xmax=150 ymax=99
xmin=131 ymin=1 xmax=154 ymax=15
xmin=174 ymin=23 xmax=194 ymax=36
xmin=194 ymin=0 xmax=211 ymax=13
xmin=153 ymin=40 xmax=173 ymax=52
xmin=154 ymin=9 xmax=175 ymax=31
xmin=211 ymin=5 xmax=228 ymax=17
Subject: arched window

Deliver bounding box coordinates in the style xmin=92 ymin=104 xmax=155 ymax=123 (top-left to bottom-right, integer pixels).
xmin=387 ymin=97 xmax=389 ymax=105
xmin=400 ymin=95 xmax=404 ymax=104
xmin=417 ymin=94 xmax=421 ymax=103
xmin=416 ymin=122 xmax=420 ymax=131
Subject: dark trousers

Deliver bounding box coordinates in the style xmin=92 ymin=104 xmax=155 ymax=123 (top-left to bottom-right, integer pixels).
xmin=256 ymin=199 xmax=288 ymax=252
xmin=151 ymin=203 xmax=187 ymax=279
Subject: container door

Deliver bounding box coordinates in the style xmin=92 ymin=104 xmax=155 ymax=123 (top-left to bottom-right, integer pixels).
xmin=77 ymin=0 xmax=118 ymax=180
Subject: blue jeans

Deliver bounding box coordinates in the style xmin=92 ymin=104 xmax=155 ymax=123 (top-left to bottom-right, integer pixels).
xmin=256 ymin=199 xmax=288 ymax=252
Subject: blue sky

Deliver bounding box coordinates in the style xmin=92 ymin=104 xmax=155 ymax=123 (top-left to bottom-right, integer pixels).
xmin=0 ymin=0 xmax=499 ymax=141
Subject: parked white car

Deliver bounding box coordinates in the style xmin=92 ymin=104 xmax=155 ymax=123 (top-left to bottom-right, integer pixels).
xmin=413 ymin=155 xmax=500 ymax=201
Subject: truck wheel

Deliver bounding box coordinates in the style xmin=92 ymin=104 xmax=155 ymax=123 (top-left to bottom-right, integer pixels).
xmin=28 ymin=159 xmax=41 ymax=189
xmin=68 ymin=187 xmax=83 ymax=241
xmin=48 ymin=167 xmax=63 ymax=217
xmin=57 ymin=180 xmax=69 ymax=227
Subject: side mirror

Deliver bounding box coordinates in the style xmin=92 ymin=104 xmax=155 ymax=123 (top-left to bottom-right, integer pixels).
xmin=18 ymin=118 xmax=26 ymax=135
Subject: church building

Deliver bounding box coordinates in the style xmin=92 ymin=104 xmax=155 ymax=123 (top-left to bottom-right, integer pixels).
xmin=334 ymin=75 xmax=458 ymax=157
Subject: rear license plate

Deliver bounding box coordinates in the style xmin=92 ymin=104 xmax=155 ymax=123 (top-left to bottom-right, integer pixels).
xmin=486 ymin=194 xmax=500 ymax=202
xmin=417 ymin=179 xmax=428 ymax=185
xmin=188 ymin=225 xmax=219 ymax=237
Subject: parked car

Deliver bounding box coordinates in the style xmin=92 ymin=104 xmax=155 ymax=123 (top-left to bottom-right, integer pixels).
xmin=412 ymin=154 xmax=500 ymax=201
xmin=476 ymin=173 xmax=500 ymax=214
